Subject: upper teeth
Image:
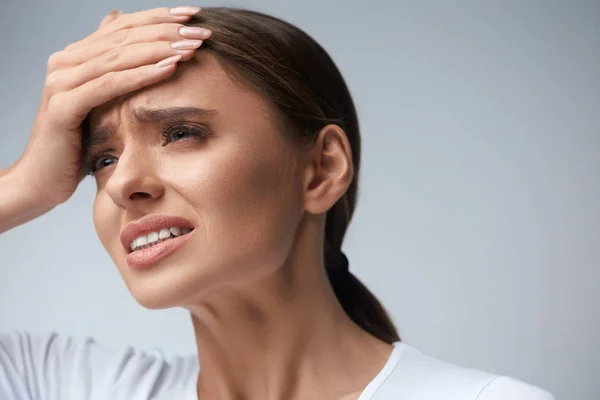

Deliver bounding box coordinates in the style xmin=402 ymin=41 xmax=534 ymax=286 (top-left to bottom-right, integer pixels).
xmin=130 ymin=227 xmax=192 ymax=251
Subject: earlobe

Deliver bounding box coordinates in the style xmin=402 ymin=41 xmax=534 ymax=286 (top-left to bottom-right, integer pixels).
xmin=302 ymin=124 xmax=353 ymax=214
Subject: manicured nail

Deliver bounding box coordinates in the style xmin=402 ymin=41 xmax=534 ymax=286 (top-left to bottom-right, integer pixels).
xmin=156 ymin=54 xmax=183 ymax=68
xmin=179 ymin=26 xmax=212 ymax=39
xmin=169 ymin=6 xmax=201 ymax=16
xmin=171 ymin=39 xmax=203 ymax=50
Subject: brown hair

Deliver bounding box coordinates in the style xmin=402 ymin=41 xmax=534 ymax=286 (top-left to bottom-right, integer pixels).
xmin=187 ymin=7 xmax=400 ymax=344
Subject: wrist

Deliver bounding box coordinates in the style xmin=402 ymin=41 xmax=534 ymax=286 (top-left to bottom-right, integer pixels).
xmin=0 ymin=168 xmax=55 ymax=233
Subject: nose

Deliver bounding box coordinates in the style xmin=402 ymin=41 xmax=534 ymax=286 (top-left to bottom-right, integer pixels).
xmin=104 ymin=146 xmax=165 ymax=210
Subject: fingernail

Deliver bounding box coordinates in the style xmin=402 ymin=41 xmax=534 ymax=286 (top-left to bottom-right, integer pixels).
xmin=179 ymin=26 xmax=212 ymax=39
xmin=156 ymin=54 xmax=183 ymax=68
xmin=171 ymin=39 xmax=203 ymax=50
xmin=169 ymin=6 xmax=201 ymax=16
xmin=109 ymin=9 xmax=123 ymax=17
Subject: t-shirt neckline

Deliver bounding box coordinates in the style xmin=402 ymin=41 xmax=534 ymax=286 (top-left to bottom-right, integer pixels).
xmin=185 ymin=341 xmax=406 ymax=400
xmin=357 ymin=341 xmax=405 ymax=400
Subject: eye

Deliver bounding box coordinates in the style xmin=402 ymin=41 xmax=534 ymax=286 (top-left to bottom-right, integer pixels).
xmin=85 ymin=124 xmax=210 ymax=176
xmin=161 ymin=124 xmax=209 ymax=145
xmin=86 ymin=153 xmax=116 ymax=176
xmin=164 ymin=128 xmax=192 ymax=142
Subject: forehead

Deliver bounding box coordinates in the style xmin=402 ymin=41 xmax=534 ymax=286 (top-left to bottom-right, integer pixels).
xmin=88 ymin=51 xmax=279 ymax=128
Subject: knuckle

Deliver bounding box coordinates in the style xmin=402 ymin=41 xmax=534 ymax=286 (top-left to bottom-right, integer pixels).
xmin=156 ymin=7 xmax=172 ymax=18
xmin=45 ymin=71 xmax=63 ymax=93
xmin=103 ymin=48 xmax=121 ymax=64
xmin=115 ymin=19 xmax=134 ymax=31
xmin=148 ymin=14 xmax=164 ymax=25
xmin=132 ymin=67 xmax=152 ymax=91
xmin=158 ymin=24 xmax=179 ymax=40
xmin=98 ymin=71 xmax=118 ymax=91
xmin=131 ymin=68 xmax=146 ymax=90
xmin=113 ymin=28 xmax=130 ymax=46
xmin=47 ymin=93 xmax=67 ymax=116
xmin=47 ymin=51 xmax=64 ymax=71
xmin=48 ymin=93 xmax=79 ymax=126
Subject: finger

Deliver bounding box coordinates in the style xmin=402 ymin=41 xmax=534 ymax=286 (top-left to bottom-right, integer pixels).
xmin=47 ymin=40 xmax=201 ymax=94
xmin=65 ymin=6 xmax=200 ymax=52
xmin=49 ymin=57 xmax=182 ymax=130
xmin=98 ymin=9 xmax=123 ymax=29
xmin=49 ymin=23 xmax=211 ymax=71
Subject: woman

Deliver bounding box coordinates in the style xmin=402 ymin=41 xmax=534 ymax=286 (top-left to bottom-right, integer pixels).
xmin=0 ymin=6 xmax=554 ymax=400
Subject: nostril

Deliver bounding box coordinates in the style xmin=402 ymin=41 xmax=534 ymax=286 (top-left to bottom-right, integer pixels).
xmin=130 ymin=192 xmax=152 ymax=200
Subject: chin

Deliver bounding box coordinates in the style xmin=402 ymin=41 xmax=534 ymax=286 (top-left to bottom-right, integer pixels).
xmin=127 ymin=283 xmax=184 ymax=310
xmin=123 ymin=259 xmax=235 ymax=311
xmin=133 ymin=294 xmax=177 ymax=310
xmin=119 ymin=265 xmax=204 ymax=310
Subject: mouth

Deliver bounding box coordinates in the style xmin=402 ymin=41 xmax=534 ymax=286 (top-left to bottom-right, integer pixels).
xmin=125 ymin=227 xmax=196 ymax=269
xmin=120 ymin=215 xmax=197 ymax=255
xmin=128 ymin=227 xmax=195 ymax=254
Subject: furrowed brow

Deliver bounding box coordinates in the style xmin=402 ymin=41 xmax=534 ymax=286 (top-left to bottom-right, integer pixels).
xmin=132 ymin=106 xmax=219 ymax=123
xmin=81 ymin=106 xmax=219 ymax=163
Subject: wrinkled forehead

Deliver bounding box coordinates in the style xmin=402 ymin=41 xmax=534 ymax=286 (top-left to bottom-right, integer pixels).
xmin=87 ymin=51 xmax=276 ymax=129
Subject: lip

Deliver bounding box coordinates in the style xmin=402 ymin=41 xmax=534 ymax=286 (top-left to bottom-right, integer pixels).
xmin=120 ymin=215 xmax=195 ymax=254
xmin=126 ymin=229 xmax=194 ymax=269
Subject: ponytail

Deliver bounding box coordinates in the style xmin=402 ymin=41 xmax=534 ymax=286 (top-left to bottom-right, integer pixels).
xmin=324 ymin=200 xmax=400 ymax=344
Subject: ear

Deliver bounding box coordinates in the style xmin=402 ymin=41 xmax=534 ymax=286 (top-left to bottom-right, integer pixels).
xmin=303 ymin=124 xmax=354 ymax=215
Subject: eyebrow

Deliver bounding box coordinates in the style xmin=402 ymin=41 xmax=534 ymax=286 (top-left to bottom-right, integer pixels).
xmin=82 ymin=106 xmax=219 ymax=160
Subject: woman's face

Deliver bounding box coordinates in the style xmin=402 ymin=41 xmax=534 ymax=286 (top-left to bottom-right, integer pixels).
xmin=88 ymin=52 xmax=305 ymax=309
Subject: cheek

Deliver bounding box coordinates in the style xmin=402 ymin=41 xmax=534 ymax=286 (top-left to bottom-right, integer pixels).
xmin=92 ymin=193 xmax=121 ymax=262
xmin=176 ymin=141 xmax=302 ymax=268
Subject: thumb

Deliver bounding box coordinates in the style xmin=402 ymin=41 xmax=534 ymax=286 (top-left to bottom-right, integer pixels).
xmin=98 ymin=9 xmax=122 ymax=28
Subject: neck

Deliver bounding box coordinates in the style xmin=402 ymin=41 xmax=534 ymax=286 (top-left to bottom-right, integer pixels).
xmin=186 ymin=223 xmax=393 ymax=400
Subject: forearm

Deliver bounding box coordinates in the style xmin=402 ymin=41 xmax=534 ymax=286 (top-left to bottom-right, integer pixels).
xmin=0 ymin=168 xmax=54 ymax=234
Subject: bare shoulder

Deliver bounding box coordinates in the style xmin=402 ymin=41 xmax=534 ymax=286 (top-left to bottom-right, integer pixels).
xmin=477 ymin=375 xmax=555 ymax=400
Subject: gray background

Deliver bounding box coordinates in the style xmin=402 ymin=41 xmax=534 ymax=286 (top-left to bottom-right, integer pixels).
xmin=0 ymin=1 xmax=598 ymax=399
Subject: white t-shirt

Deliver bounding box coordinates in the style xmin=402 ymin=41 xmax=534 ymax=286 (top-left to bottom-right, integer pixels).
xmin=0 ymin=330 xmax=554 ymax=400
